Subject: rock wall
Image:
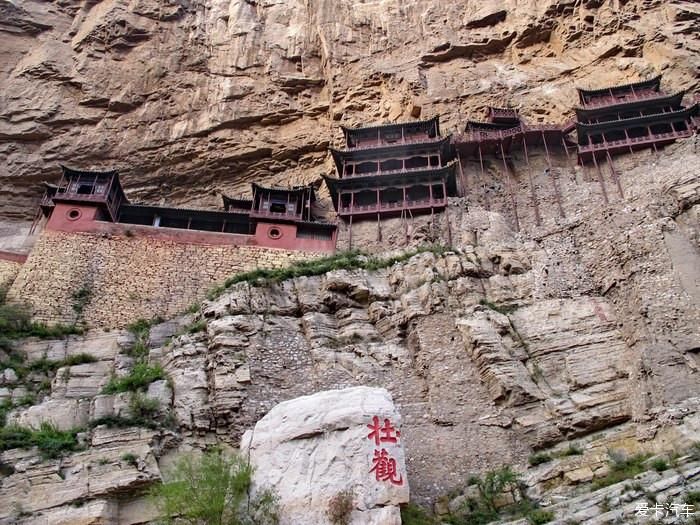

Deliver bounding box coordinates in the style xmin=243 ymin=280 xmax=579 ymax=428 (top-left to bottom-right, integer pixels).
xmin=0 ymin=259 xmax=21 ymax=291
xmin=7 ymin=228 xmax=314 ymax=328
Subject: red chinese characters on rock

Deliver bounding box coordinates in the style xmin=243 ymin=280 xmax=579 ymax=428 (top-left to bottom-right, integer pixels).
xmin=367 ymin=416 xmax=403 ymax=486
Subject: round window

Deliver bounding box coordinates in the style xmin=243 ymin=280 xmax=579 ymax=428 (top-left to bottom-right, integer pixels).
xmin=66 ymin=209 xmax=82 ymax=221
xmin=268 ymin=227 xmax=282 ymax=239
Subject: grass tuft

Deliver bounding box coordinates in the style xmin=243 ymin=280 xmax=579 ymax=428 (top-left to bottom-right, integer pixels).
xmin=206 ymin=245 xmax=454 ymax=300
xmin=592 ymin=452 xmax=651 ymax=490
xmin=102 ymin=363 xmax=165 ymax=394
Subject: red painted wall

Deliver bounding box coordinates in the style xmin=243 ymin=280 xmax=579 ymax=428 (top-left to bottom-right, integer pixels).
xmin=44 ymin=203 xmax=336 ymax=253
xmin=0 ymin=251 xmax=28 ymax=264
xmin=252 ymin=222 xmax=337 ymax=253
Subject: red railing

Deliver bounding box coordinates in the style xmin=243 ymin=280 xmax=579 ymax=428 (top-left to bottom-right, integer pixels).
xmin=581 ymin=89 xmax=664 ymax=109
xmin=249 ymin=209 xmax=302 ymax=220
xmin=344 ymin=164 xmax=443 ymax=179
xmin=578 ymin=129 xmax=692 ymax=154
xmin=339 ymin=197 xmax=447 ymax=215
xmin=490 ymin=108 xmax=518 ymax=119
xmin=347 ymin=135 xmax=443 ymax=152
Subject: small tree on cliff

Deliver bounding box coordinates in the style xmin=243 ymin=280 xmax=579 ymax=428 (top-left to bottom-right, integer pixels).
xmin=150 ymin=448 xmax=278 ymax=525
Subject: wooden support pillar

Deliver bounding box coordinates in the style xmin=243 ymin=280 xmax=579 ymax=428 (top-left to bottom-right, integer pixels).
xmin=590 ymin=152 xmax=610 ymax=205
xmin=377 ymin=213 xmax=382 ymax=242
xmin=648 ymin=126 xmax=659 ymax=156
xmin=541 ymin=132 xmax=565 ymax=218
xmin=348 ymin=214 xmax=353 ymax=250
xmin=444 ymin=194 xmax=453 ymax=248
xmin=624 ymin=128 xmax=633 ymax=154
xmin=477 ymin=144 xmax=491 ymax=211
xmin=499 ymin=141 xmax=520 ymax=232
xmin=401 ymin=209 xmax=408 ymax=246
xmin=605 ymin=150 xmax=624 ymax=198
xmin=457 ymin=152 xmax=467 ymax=197
xmin=521 ymin=136 xmax=541 ymax=226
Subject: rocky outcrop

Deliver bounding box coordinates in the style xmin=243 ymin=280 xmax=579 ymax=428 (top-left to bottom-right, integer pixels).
xmin=241 ymin=387 xmax=408 ymax=525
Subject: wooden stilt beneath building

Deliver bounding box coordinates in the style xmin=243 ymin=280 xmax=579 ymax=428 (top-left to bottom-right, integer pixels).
xmin=541 ymin=132 xmax=565 ymax=218
xmin=477 ymin=144 xmax=491 ymax=211
xmin=590 ymin=152 xmax=610 ymax=205
xmin=499 ymin=141 xmax=520 ymax=232
xmin=521 ymin=136 xmax=541 ymax=226
xmin=605 ymin=151 xmax=624 ymax=198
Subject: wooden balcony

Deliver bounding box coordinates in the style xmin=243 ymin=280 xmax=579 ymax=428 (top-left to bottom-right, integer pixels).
xmin=347 ymin=134 xmax=444 ymax=152
xmin=338 ymin=197 xmax=447 ymax=217
xmin=578 ymin=129 xmax=693 ymax=157
xmin=581 ymin=89 xmax=665 ymax=109
xmin=249 ymin=209 xmax=303 ymax=221
xmin=343 ymin=164 xmax=444 ymax=179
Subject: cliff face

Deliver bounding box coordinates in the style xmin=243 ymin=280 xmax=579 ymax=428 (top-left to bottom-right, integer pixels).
xmin=1 ymin=1 xmax=700 ymax=523
xmin=1 ymin=0 xmax=698 ymax=229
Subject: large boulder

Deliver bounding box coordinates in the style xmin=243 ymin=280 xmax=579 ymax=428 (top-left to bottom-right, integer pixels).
xmin=241 ymin=386 xmax=409 ymax=525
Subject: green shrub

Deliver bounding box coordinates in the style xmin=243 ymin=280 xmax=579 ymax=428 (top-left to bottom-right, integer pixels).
xmin=129 ymin=392 xmax=160 ymax=420
xmin=685 ymin=491 xmax=700 ymax=505
xmin=33 ymin=422 xmax=82 ymax=459
xmin=207 ymin=245 xmax=454 ymax=300
xmin=651 ymin=458 xmax=669 ymax=472
xmin=592 ymin=453 xmax=651 ymax=490
xmin=0 ymin=422 xmax=81 ymax=459
xmin=102 ymin=363 xmax=165 ymax=394
xmin=560 ymin=444 xmax=583 ymax=457
xmin=121 ymin=452 xmax=138 ymax=466
xmin=90 ymin=393 xmax=166 ymax=430
xmin=527 ymin=509 xmax=554 ymax=524
xmin=0 ymin=299 xmax=83 ymax=346
xmin=61 ymin=353 xmax=98 ymax=367
xmin=149 ymin=448 xmax=279 ymax=525
xmin=71 ymin=286 xmax=91 ymax=317
xmin=0 ymin=425 xmax=33 ymax=451
xmin=528 ymin=453 xmax=552 ymax=466
xmin=125 ymin=317 xmax=162 ymax=358
xmin=16 ymin=393 xmax=37 ymax=407
xmin=184 ymin=319 xmax=207 ymax=334
xmin=401 ymin=503 xmax=437 ymax=525
xmin=0 ymin=400 xmax=13 ymax=427
xmin=455 ymin=466 xmax=526 ymax=524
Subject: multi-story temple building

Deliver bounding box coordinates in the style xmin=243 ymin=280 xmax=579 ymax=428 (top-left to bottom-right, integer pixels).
xmin=38 ymin=166 xmax=337 ymax=252
xmin=574 ymin=75 xmax=699 ymax=163
xmin=323 ymin=116 xmax=458 ymax=223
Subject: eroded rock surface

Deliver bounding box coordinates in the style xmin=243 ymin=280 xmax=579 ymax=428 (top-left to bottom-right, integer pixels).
xmin=241 ymin=387 xmax=408 ymax=525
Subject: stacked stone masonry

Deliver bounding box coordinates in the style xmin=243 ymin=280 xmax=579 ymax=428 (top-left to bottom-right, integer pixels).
xmin=0 ymin=259 xmax=21 ymax=292
xmin=7 ymin=229 xmax=315 ymax=328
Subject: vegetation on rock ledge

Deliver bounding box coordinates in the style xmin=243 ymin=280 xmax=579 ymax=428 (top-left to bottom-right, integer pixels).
xmin=0 ymin=294 xmax=84 ymax=350
xmin=0 ymin=422 xmax=82 ymax=459
xmin=207 ymin=244 xmax=454 ymax=300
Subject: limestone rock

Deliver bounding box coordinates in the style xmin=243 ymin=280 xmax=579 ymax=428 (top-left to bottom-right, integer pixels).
xmin=241 ymin=387 xmax=409 ymax=525
xmin=9 ymin=399 xmax=90 ymax=431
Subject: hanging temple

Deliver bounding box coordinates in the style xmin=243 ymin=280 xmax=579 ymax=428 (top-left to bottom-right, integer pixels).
xmin=31 ymin=75 xmax=700 ymax=253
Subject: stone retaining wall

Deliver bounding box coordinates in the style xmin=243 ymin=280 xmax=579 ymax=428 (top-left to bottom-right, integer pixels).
xmin=0 ymin=258 xmax=22 ymax=292
xmin=7 ymin=229 xmax=314 ymax=328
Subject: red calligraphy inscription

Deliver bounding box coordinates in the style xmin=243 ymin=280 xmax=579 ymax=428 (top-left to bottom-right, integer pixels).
xmin=367 ymin=415 xmax=400 ymax=446
xmin=369 ymin=449 xmax=403 ymax=485
xmin=367 ymin=416 xmax=403 ymax=486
